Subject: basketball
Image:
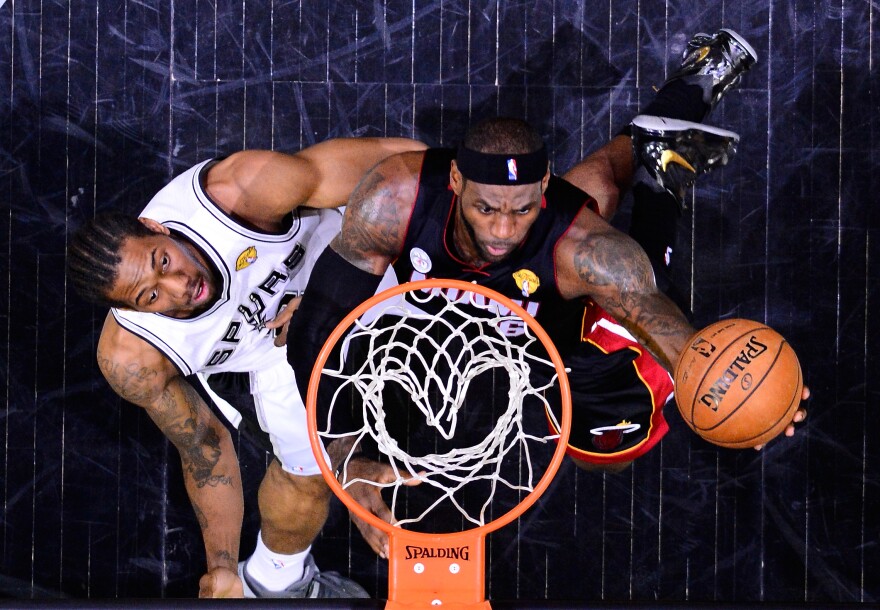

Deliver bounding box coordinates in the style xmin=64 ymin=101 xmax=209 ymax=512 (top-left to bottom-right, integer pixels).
xmin=673 ymin=318 xmax=803 ymax=449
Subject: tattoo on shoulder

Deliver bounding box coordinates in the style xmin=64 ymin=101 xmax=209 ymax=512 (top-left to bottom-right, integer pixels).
xmin=337 ymin=169 xmax=408 ymax=261
xmin=97 ymin=351 xmax=160 ymax=405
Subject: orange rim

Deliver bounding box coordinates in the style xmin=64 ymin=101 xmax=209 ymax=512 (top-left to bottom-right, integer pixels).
xmin=306 ymin=278 xmax=572 ymax=538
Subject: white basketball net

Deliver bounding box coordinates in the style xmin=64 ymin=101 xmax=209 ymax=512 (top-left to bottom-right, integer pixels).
xmin=318 ymin=285 xmax=565 ymax=530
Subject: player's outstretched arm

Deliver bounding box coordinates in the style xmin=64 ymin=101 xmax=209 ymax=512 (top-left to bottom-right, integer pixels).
xmin=558 ymin=214 xmax=810 ymax=447
xmin=557 ymin=213 xmax=695 ymax=371
xmin=97 ymin=314 xmax=245 ymax=597
xmin=204 ymin=138 xmax=426 ymax=225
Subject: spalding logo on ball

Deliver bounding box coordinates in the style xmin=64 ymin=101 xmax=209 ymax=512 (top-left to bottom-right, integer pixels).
xmin=673 ymin=318 xmax=803 ymax=449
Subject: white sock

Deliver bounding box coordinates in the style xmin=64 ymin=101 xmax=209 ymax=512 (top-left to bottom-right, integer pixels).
xmin=244 ymin=532 xmax=310 ymax=591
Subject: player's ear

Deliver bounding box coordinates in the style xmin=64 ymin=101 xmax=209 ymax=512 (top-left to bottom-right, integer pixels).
xmin=138 ymin=217 xmax=170 ymax=235
xmin=540 ymin=166 xmax=550 ymax=193
xmin=449 ymin=160 xmax=464 ymax=196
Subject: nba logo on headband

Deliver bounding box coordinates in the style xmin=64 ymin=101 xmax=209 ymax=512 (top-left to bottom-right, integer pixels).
xmin=456 ymin=145 xmax=547 ymax=185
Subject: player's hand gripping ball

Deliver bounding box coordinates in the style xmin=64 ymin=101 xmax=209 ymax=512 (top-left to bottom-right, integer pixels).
xmin=673 ymin=318 xmax=803 ymax=449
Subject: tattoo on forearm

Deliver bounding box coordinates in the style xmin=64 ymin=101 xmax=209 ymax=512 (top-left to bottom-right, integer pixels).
xmin=159 ymin=379 xmax=233 ymax=489
xmin=572 ymin=232 xmax=693 ymax=367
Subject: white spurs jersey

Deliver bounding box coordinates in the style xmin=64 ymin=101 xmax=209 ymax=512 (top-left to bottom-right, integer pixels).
xmin=111 ymin=158 xmax=342 ymax=377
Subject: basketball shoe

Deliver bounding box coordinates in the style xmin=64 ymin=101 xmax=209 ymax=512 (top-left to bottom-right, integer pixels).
xmin=238 ymin=554 xmax=370 ymax=598
xmin=631 ymin=115 xmax=739 ymax=210
xmin=666 ymin=28 xmax=758 ymax=111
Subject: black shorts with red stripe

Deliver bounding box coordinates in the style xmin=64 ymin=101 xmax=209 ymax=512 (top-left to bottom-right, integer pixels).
xmin=546 ymin=303 xmax=674 ymax=465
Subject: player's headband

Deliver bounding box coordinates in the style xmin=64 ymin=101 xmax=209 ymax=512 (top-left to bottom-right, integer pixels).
xmin=455 ymin=145 xmax=548 ymax=185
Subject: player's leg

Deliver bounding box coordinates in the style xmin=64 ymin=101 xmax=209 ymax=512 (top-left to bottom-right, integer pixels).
xmin=234 ymin=357 xmax=369 ymax=599
xmin=562 ymin=28 xmax=757 ymax=218
xmin=628 ymin=116 xmax=739 ymax=314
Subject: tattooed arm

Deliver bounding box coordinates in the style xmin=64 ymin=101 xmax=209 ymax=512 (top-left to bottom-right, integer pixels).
xmin=97 ymin=313 xmax=244 ymax=597
xmin=330 ymin=150 xmax=424 ymax=271
xmin=556 ymin=208 xmax=696 ymax=372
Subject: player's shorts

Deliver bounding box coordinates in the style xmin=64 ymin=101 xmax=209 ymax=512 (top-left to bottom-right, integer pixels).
xmin=548 ymin=302 xmax=675 ymax=466
xmin=193 ymin=351 xmax=328 ymax=477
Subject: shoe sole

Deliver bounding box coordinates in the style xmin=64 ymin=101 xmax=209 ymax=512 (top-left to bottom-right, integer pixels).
xmin=631 ymin=115 xmax=740 ymax=141
xmin=719 ymin=28 xmax=758 ymax=63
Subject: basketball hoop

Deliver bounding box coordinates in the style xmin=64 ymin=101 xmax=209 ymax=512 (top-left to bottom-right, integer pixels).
xmin=306 ymin=279 xmax=571 ymax=609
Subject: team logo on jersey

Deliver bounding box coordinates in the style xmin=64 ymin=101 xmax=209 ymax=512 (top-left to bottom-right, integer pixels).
xmin=235 ymin=246 xmax=258 ymax=271
xmin=589 ymin=420 xmax=640 ymax=451
xmin=410 ymin=247 xmax=432 ymax=273
xmin=507 ymin=158 xmax=518 ymax=181
xmin=512 ymin=269 xmax=540 ymax=297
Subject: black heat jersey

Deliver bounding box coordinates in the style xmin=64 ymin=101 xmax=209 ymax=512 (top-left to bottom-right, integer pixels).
xmin=390 ymin=148 xmax=593 ymax=356
xmin=387 ymin=148 xmax=674 ymax=464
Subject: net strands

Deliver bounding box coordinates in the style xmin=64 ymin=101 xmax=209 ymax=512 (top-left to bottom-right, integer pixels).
xmin=318 ymin=285 xmax=565 ymax=529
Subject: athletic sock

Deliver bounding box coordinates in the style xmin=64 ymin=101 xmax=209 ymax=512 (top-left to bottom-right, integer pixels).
xmin=618 ymin=80 xmax=711 ymax=136
xmin=640 ymin=79 xmax=711 ymax=124
xmin=244 ymin=532 xmax=310 ymax=591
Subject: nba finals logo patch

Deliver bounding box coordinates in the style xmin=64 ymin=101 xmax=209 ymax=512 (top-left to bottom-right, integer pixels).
xmin=512 ymin=269 xmax=539 ymax=298
xmin=410 ymin=247 xmax=432 ymax=274
xmin=507 ymin=158 xmax=518 ymax=181
xmin=590 ymin=420 xmax=640 ymax=451
xmin=236 ymin=246 xmax=258 ymax=271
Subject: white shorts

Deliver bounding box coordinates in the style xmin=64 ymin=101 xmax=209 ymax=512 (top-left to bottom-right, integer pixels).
xmin=197 ymin=350 xmax=329 ymax=476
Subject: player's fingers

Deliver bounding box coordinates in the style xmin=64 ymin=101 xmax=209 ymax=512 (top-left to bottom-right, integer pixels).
xmin=273 ymin=323 xmax=289 ymax=347
xmin=266 ymin=297 xmax=302 ymax=329
xmin=793 ymin=408 xmax=807 ymax=423
xmin=801 ymin=386 xmax=811 ymax=401
xmin=402 ymin=471 xmax=426 ymax=486
xmin=352 ymin=512 xmax=390 ymax=559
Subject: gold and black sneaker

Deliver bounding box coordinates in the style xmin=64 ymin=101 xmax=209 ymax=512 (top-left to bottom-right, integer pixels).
xmin=667 ymin=28 xmax=758 ymax=110
xmin=631 ymin=115 xmax=739 ymax=211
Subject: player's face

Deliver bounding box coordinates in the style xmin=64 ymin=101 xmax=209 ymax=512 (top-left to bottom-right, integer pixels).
xmin=106 ymin=233 xmax=217 ymax=318
xmin=454 ymin=178 xmax=543 ymax=265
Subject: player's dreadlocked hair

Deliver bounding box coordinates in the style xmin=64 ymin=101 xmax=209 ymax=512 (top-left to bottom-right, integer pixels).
xmin=462 ymin=117 xmax=545 ymax=155
xmin=68 ymin=213 xmax=155 ymax=307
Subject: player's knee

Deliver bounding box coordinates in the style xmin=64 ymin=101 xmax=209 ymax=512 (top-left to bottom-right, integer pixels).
xmin=279 ymin=470 xmax=331 ymax=503
xmin=261 ymin=461 xmax=332 ymax=509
